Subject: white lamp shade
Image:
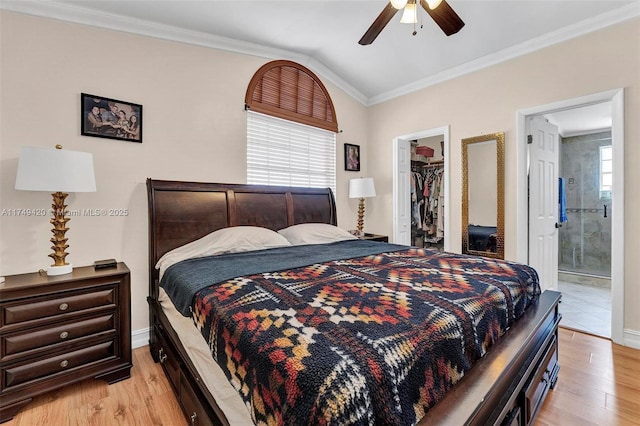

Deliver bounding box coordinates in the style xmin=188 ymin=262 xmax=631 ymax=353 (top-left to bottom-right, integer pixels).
xmin=349 ymin=178 xmax=376 ymax=199
xmin=15 ymin=146 xmax=96 ymax=192
xmin=426 ymin=0 xmax=443 ymax=9
xmin=400 ymin=2 xmax=418 ymax=23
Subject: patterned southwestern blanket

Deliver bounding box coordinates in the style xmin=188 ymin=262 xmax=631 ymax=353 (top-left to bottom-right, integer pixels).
xmin=189 ymin=244 xmax=540 ymax=425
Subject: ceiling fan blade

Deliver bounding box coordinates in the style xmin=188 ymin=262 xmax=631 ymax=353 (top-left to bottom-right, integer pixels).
xmin=420 ymin=0 xmax=465 ymax=36
xmin=359 ymin=2 xmax=399 ymax=45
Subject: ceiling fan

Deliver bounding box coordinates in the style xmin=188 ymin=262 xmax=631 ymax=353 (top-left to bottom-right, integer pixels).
xmin=359 ymin=0 xmax=465 ymax=45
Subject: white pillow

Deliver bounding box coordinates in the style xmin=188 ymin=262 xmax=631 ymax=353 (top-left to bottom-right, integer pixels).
xmin=278 ymin=223 xmax=357 ymax=245
xmin=156 ymin=226 xmax=291 ymax=278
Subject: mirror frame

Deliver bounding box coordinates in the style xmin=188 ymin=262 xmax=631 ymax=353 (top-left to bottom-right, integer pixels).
xmin=461 ymin=132 xmax=505 ymax=259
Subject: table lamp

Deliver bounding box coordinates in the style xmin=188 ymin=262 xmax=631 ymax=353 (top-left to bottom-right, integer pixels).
xmin=349 ymin=177 xmax=376 ymax=236
xmin=15 ymin=145 xmax=96 ymax=276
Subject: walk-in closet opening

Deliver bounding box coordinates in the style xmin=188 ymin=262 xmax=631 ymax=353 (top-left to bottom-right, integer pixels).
xmin=410 ymin=137 xmax=445 ymax=250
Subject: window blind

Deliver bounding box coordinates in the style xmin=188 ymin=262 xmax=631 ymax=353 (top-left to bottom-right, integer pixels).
xmin=247 ymin=111 xmax=336 ymax=193
xmin=245 ymin=60 xmax=338 ymax=133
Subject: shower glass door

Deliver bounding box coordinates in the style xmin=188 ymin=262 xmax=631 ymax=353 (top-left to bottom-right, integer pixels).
xmin=558 ymin=131 xmax=612 ymax=277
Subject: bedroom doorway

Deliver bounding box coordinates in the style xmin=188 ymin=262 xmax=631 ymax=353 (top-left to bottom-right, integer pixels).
xmin=516 ymin=89 xmax=625 ymax=344
xmin=554 ymin=118 xmax=613 ymax=338
xmin=393 ymin=126 xmax=451 ymax=251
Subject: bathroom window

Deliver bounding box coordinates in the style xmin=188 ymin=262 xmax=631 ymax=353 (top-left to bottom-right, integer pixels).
xmin=599 ymin=145 xmax=612 ymax=199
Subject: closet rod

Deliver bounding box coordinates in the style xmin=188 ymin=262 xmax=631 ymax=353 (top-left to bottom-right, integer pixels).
xmin=422 ymin=160 xmax=444 ymax=168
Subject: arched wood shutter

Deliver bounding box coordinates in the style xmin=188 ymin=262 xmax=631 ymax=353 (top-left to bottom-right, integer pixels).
xmin=245 ymin=60 xmax=338 ymax=133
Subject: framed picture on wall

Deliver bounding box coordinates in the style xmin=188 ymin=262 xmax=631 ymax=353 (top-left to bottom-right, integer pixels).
xmin=81 ymin=93 xmax=143 ymax=143
xmin=345 ymin=143 xmax=360 ymax=171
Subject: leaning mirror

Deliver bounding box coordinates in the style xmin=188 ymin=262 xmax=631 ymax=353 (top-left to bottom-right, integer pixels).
xmin=462 ymin=132 xmax=505 ymax=259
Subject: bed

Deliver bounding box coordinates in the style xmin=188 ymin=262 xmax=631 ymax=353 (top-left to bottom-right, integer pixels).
xmin=147 ymin=179 xmax=561 ymax=426
xmin=468 ymin=225 xmax=498 ymax=252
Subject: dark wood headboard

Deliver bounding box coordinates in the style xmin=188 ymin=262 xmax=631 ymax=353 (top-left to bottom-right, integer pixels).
xmin=146 ymin=179 xmax=337 ymax=294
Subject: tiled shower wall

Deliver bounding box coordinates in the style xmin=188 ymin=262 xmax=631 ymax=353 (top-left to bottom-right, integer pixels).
xmin=559 ymin=130 xmax=612 ymax=277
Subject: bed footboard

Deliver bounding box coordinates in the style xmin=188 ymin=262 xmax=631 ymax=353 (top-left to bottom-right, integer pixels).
xmin=418 ymin=289 xmax=561 ymax=426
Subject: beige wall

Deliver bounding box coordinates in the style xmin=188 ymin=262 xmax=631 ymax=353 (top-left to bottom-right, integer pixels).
xmin=0 ymin=11 xmax=369 ymax=335
xmin=367 ymin=19 xmax=639 ymax=334
xmin=1 ymin=11 xmax=638 ymax=338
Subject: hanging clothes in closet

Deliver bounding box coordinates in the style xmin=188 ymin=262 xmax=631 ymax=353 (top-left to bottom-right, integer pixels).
xmin=410 ymin=161 xmax=444 ymax=248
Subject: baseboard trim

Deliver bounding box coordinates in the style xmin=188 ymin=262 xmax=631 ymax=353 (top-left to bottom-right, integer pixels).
xmin=623 ymin=328 xmax=640 ymax=349
xmin=132 ymin=327 xmax=150 ymax=349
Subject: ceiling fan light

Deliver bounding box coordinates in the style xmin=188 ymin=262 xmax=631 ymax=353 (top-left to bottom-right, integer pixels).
xmin=390 ymin=0 xmax=408 ymax=9
xmin=399 ymin=3 xmax=417 ymax=23
xmin=426 ymin=0 xmax=443 ymax=9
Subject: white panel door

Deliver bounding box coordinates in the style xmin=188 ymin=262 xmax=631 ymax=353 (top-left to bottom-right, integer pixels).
xmin=393 ymin=139 xmax=411 ymax=245
xmin=528 ymin=116 xmax=560 ymax=291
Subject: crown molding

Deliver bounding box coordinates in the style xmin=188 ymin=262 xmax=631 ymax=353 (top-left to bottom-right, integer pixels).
xmin=2 ymin=1 xmax=637 ymax=107
xmin=367 ymin=3 xmax=640 ymax=105
xmin=0 ymin=0 xmax=369 ymax=105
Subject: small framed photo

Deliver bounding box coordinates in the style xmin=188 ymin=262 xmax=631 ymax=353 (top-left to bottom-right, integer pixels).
xmin=81 ymin=93 xmax=142 ymax=143
xmin=345 ymin=143 xmax=360 ymax=171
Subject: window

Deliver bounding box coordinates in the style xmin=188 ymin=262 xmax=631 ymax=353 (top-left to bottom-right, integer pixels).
xmin=599 ymin=145 xmax=612 ymax=199
xmin=247 ymin=111 xmax=336 ymax=192
xmin=245 ymin=60 xmax=338 ymax=192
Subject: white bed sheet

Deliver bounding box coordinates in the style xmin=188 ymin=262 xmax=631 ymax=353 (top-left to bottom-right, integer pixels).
xmin=158 ymin=288 xmax=253 ymax=425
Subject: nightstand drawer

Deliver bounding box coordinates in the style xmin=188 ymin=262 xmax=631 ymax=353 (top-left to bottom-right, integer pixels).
xmin=3 ymin=340 xmax=115 ymax=389
xmin=2 ymin=288 xmax=115 ymax=326
xmin=2 ymin=314 xmax=116 ymax=359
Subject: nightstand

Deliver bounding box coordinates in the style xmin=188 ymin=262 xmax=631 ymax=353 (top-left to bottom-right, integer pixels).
xmin=359 ymin=233 xmax=389 ymax=242
xmin=0 ymin=263 xmax=132 ymax=423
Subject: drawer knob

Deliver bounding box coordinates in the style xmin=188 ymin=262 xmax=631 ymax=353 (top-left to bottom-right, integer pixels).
xmin=60 ymin=331 xmax=69 ymax=339
xmin=158 ymin=348 xmax=168 ymax=363
xmin=190 ymin=412 xmax=198 ymax=425
xmin=60 ymin=360 xmax=69 ymax=368
xmin=59 ymin=303 xmax=69 ymax=311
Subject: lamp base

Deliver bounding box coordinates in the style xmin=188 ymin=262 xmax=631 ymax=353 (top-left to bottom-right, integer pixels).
xmin=356 ymin=197 xmax=366 ymax=235
xmin=47 ymin=264 xmax=73 ymax=276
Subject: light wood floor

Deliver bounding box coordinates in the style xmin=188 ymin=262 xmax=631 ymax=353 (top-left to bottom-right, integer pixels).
xmin=4 ymin=345 xmax=185 ymax=426
xmin=536 ymin=328 xmax=640 ymax=425
xmin=4 ymin=327 xmax=640 ymax=425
